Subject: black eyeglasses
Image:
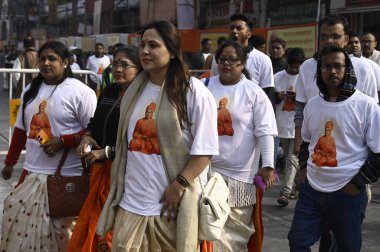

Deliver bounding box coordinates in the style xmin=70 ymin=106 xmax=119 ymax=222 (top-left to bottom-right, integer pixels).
xmin=217 ymin=56 xmax=240 ymax=65
xmin=111 ymin=62 xmax=136 ymax=69
xmin=319 ymin=34 xmax=344 ymax=41
xmin=321 ymin=63 xmax=346 ymax=72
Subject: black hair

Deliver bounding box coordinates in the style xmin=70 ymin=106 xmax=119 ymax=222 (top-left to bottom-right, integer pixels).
xmin=201 ymin=38 xmax=211 ymax=45
xmin=95 ymin=42 xmax=104 ymax=48
xmin=318 ymin=15 xmax=349 ymax=34
xmin=22 ymin=41 xmax=74 ymax=127
xmin=286 ymin=48 xmax=305 ymax=65
xmin=113 ymin=45 xmax=142 ymax=71
xmin=271 ymin=37 xmax=286 ymax=49
xmin=112 ymin=42 xmax=125 ymax=50
xmin=230 ymin=13 xmax=254 ymax=29
xmin=347 ymin=30 xmax=359 ymax=39
xmin=249 ymin=35 xmax=266 ymax=48
xmin=140 ymin=20 xmax=191 ymax=129
xmin=316 ymin=45 xmax=356 ymax=101
xmin=215 ymin=40 xmax=251 ymax=80
xmin=217 ymin=36 xmax=228 ymax=47
xmin=23 ymin=36 xmax=35 ymax=49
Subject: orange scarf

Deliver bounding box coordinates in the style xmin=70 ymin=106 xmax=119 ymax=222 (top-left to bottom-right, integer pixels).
xmin=67 ymin=160 xmax=113 ymax=252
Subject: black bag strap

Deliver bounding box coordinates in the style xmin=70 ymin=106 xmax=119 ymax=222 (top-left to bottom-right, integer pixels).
xmin=54 ymin=149 xmax=69 ymax=177
xmin=54 ymin=149 xmax=89 ymax=177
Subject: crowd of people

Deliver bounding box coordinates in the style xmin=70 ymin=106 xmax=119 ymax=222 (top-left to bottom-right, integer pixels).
xmin=0 ymin=12 xmax=380 ymax=252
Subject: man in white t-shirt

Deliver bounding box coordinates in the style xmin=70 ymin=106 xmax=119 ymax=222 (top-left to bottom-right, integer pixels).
xmin=274 ymin=48 xmax=305 ymax=207
xmin=86 ymin=42 xmax=110 ymax=92
xmin=346 ymin=30 xmax=380 ymax=103
xmin=288 ymin=45 xmax=380 ymax=252
xmin=361 ymin=32 xmax=380 ymax=67
xmin=210 ymin=13 xmax=275 ymax=104
xmin=294 ymin=15 xmax=378 ymax=156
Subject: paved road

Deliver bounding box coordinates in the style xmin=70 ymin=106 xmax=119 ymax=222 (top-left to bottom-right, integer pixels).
xmin=0 ymin=88 xmax=379 ymax=251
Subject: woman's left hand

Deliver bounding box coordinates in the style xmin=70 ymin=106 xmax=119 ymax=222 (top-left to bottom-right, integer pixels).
xmin=160 ymin=181 xmax=186 ymax=221
xmin=41 ymin=136 xmax=64 ymax=158
xmin=257 ymin=167 xmax=275 ymax=189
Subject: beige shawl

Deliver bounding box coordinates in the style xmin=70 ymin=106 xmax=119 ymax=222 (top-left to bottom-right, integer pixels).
xmin=96 ymin=71 xmax=199 ymax=252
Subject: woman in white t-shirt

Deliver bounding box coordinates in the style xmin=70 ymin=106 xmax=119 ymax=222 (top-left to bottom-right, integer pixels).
xmin=0 ymin=41 xmax=97 ymax=251
xmin=204 ymin=40 xmax=278 ymax=252
xmin=96 ymin=21 xmax=219 ymax=251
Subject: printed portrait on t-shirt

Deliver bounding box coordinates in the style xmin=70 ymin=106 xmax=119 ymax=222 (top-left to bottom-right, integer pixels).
xmin=98 ymin=63 xmax=104 ymax=74
xmin=129 ymin=102 xmax=161 ymax=155
xmin=217 ymin=97 xmax=234 ymax=136
xmin=282 ymin=86 xmax=296 ymax=112
xmin=312 ymin=120 xmax=338 ymax=167
xmin=28 ymin=100 xmax=53 ymax=141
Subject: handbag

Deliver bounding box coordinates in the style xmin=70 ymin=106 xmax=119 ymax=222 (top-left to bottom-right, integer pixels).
xmin=198 ymin=171 xmax=231 ymax=241
xmin=47 ymin=149 xmax=90 ymax=217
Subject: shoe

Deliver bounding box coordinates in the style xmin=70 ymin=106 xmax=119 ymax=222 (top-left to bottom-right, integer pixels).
xmin=277 ymin=194 xmax=289 ymax=207
xmin=289 ymin=192 xmax=298 ymax=200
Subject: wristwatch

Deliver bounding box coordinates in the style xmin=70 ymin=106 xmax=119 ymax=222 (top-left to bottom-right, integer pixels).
xmin=176 ymin=174 xmax=190 ymax=188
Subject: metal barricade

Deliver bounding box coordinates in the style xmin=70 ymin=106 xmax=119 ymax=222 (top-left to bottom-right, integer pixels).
xmin=0 ymin=68 xmax=98 ymax=153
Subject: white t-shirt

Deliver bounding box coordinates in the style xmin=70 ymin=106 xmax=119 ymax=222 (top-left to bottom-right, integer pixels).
xmin=296 ymin=57 xmax=378 ymax=103
xmin=70 ymin=62 xmax=81 ymax=71
xmin=246 ymin=48 xmax=274 ymax=89
xmin=205 ymin=75 xmax=277 ymax=183
xmin=119 ymin=77 xmax=219 ymax=216
xmin=274 ymin=70 xmax=298 ymax=138
xmin=360 ymin=55 xmax=380 ymax=91
xmin=203 ymin=52 xmax=211 ymax=61
xmin=15 ymin=78 xmax=97 ymax=176
xmin=369 ymin=49 xmax=380 ymax=67
xmin=210 ymin=48 xmax=274 ymax=89
xmin=210 ymin=56 xmax=218 ymax=77
xmin=85 ymin=55 xmax=110 ymax=84
xmin=302 ymin=90 xmax=380 ymax=193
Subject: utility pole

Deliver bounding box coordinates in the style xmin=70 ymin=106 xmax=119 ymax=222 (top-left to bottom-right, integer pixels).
xmin=194 ymin=0 xmax=199 ymax=29
xmin=83 ymin=0 xmax=87 ymax=35
xmin=325 ymin=0 xmax=331 ymax=16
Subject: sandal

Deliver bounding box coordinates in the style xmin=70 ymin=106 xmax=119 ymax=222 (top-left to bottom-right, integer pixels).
xmin=289 ymin=191 xmax=299 ymax=200
xmin=277 ymin=194 xmax=289 ymax=207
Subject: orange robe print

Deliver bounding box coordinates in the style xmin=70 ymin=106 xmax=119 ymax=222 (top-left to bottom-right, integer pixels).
xmin=129 ymin=102 xmax=161 ymax=155
xmin=282 ymin=86 xmax=296 ymax=112
xmin=312 ymin=120 xmax=338 ymax=167
xmin=217 ymin=97 xmax=234 ymax=136
xmin=28 ymin=100 xmax=53 ymax=140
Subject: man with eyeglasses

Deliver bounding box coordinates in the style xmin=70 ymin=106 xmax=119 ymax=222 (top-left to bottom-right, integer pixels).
xmin=361 ymin=32 xmax=380 ymax=67
xmin=210 ymin=13 xmax=275 ymax=104
xmin=293 ymin=15 xmax=378 ymax=252
xmin=347 ymin=31 xmax=380 ymax=102
xmin=288 ymin=45 xmax=380 ymax=252
xmin=294 ymin=15 xmax=378 ymax=156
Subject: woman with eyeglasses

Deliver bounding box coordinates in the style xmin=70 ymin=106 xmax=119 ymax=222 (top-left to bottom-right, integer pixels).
xmin=0 ymin=41 xmax=97 ymax=252
xmin=68 ymin=46 xmax=142 ymax=252
xmin=202 ymin=40 xmax=278 ymax=252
